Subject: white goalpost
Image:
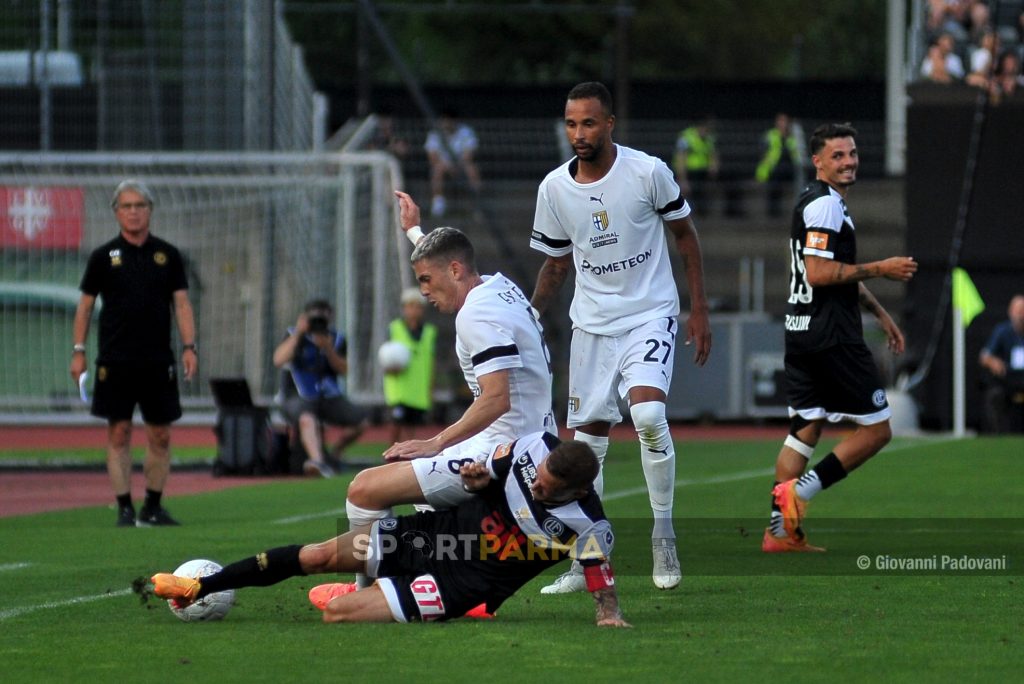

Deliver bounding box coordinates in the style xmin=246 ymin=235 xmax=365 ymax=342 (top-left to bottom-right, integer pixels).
xmin=0 ymin=151 xmax=411 ymax=422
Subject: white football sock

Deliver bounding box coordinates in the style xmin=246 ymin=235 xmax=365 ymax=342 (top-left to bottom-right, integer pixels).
xmin=794 ymin=470 xmax=823 ymax=501
xmin=572 ymin=431 xmax=609 ymax=498
xmin=630 ymin=401 xmax=676 ymax=540
xmin=345 ymin=499 xmax=391 ymax=589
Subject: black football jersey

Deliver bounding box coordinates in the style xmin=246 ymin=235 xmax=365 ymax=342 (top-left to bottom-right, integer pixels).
xmin=784 ymin=181 xmax=863 ymax=354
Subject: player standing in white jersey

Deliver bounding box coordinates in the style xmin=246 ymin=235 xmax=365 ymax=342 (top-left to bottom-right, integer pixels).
xmin=344 ymin=192 xmax=555 ymax=583
xmin=529 ymin=82 xmax=712 ymax=592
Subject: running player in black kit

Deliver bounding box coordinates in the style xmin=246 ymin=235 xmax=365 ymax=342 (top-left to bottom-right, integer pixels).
xmin=763 ymin=123 xmax=917 ymax=552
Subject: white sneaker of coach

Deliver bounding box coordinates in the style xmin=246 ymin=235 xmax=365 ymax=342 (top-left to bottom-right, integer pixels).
xmin=539 ymin=561 xmax=586 ymax=594
xmin=652 ymin=538 xmax=681 ymax=590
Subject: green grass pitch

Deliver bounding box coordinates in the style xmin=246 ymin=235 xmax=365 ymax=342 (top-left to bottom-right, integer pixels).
xmin=1 ymin=435 xmax=1021 ymax=682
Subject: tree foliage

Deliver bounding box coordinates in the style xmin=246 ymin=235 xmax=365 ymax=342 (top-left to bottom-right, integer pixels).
xmin=284 ymin=0 xmax=887 ymax=88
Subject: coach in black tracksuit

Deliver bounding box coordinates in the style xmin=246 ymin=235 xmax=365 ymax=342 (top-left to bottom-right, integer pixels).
xmin=762 ymin=123 xmax=918 ymax=551
xmin=70 ymin=179 xmax=197 ymax=528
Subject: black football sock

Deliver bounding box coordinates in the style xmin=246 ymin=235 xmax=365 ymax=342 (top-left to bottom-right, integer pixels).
xmin=197 ymin=545 xmax=306 ymax=598
xmin=116 ymin=493 xmax=133 ymax=510
xmin=143 ymin=489 xmax=162 ymax=511
xmin=812 ymin=452 xmax=848 ymax=489
xmin=794 ymin=452 xmax=848 ymax=501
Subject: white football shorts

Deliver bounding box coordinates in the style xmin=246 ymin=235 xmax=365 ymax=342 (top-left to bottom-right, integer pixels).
xmin=410 ymin=434 xmax=501 ymax=508
xmin=567 ymin=317 xmax=678 ymax=428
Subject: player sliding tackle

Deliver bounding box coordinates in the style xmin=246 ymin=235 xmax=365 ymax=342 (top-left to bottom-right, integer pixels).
xmin=151 ymin=433 xmax=630 ymax=626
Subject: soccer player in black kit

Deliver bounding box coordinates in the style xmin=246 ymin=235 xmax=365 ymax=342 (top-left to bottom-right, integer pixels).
xmin=151 ymin=432 xmax=629 ymax=627
xmin=763 ymin=123 xmax=917 ymax=552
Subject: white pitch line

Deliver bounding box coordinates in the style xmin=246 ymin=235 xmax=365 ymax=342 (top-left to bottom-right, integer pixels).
xmin=272 ymin=507 xmax=347 ymax=525
xmin=602 ymin=468 xmax=776 ymax=502
xmin=0 ymin=588 xmax=132 ymax=621
xmin=271 ymin=469 xmax=776 ymax=522
xmin=0 ymin=562 xmax=33 ymax=572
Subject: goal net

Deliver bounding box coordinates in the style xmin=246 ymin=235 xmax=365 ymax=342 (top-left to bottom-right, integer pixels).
xmin=0 ymin=151 xmax=409 ymax=421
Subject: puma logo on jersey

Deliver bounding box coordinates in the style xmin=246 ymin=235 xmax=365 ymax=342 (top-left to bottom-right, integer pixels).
xmin=590 ymin=193 xmax=604 ymax=205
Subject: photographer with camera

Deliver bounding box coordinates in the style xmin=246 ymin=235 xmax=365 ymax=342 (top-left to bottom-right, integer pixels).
xmin=273 ymin=299 xmax=367 ymax=477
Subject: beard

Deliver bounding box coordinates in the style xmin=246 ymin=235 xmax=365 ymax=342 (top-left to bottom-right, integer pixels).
xmin=574 ymin=138 xmax=606 ymax=162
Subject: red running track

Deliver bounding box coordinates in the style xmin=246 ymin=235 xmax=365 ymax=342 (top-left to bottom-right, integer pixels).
xmin=0 ymin=422 xmax=781 ymax=518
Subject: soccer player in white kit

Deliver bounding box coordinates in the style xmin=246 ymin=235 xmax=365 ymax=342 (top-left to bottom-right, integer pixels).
xmin=344 ymin=192 xmax=555 ymax=580
xmin=529 ymin=82 xmax=712 ymax=591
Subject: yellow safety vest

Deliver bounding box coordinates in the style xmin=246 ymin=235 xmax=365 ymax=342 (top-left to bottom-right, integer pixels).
xmin=677 ymin=126 xmax=715 ymax=171
xmin=755 ymin=128 xmax=799 ymax=182
xmin=383 ymin=319 xmax=437 ymax=410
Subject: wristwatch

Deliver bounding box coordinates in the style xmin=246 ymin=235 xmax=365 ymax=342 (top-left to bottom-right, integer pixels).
xmin=182 ymin=343 xmax=197 ymax=353
xmin=72 ymin=343 xmax=86 ymax=354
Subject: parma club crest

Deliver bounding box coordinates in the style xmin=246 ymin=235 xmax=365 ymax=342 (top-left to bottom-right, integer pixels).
xmin=591 ymin=210 xmax=609 ymax=232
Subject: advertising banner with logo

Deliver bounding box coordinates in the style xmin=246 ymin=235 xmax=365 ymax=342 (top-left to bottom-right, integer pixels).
xmin=1 ymin=187 xmax=84 ymax=248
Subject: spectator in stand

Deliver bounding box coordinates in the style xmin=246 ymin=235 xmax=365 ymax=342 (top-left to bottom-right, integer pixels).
xmin=926 ymin=0 xmax=972 ymax=42
xmin=978 ymin=294 xmax=1024 ymax=434
xmin=424 ymin=108 xmax=482 ymax=217
xmin=966 ymin=27 xmax=1000 ymax=88
xmin=922 ymin=43 xmax=956 ymax=83
xmin=964 ymin=1 xmax=991 ymax=44
xmin=368 ymin=107 xmax=410 ymax=162
xmin=921 ymin=32 xmax=966 ymax=81
xmin=990 ymin=49 xmax=1024 ymax=102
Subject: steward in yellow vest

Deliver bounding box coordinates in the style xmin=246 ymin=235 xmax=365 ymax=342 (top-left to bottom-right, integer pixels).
xmin=384 ymin=289 xmax=438 ymax=442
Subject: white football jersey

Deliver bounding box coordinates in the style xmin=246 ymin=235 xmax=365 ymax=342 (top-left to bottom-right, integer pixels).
xmin=455 ymin=273 xmax=555 ymax=443
xmin=531 ymin=144 xmax=690 ymax=336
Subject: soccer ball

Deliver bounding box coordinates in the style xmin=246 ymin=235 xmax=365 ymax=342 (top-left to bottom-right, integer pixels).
xmin=168 ymin=559 xmax=235 ymax=622
xmin=378 ymin=341 xmax=411 ymax=373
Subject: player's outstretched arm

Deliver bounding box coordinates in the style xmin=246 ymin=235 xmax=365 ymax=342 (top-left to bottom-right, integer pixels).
xmin=383 ymin=370 xmax=511 ymax=461
xmin=804 ymin=254 xmax=917 ymax=288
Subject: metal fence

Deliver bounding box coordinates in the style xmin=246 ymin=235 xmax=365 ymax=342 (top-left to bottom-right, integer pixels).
xmin=0 ymin=0 xmax=323 ymax=152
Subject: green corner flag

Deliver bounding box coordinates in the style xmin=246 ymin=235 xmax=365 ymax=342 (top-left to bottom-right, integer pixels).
xmin=952 ymin=267 xmax=985 ymax=328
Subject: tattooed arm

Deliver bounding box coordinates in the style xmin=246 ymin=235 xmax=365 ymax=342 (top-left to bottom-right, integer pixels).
xmin=804 ymin=254 xmax=917 ymax=289
xmin=530 ymin=254 xmax=573 ymax=317
xmin=592 ymin=586 xmax=631 ymax=628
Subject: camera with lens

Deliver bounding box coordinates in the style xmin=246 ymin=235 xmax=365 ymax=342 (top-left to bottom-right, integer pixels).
xmin=307 ymin=315 xmax=329 ymax=334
